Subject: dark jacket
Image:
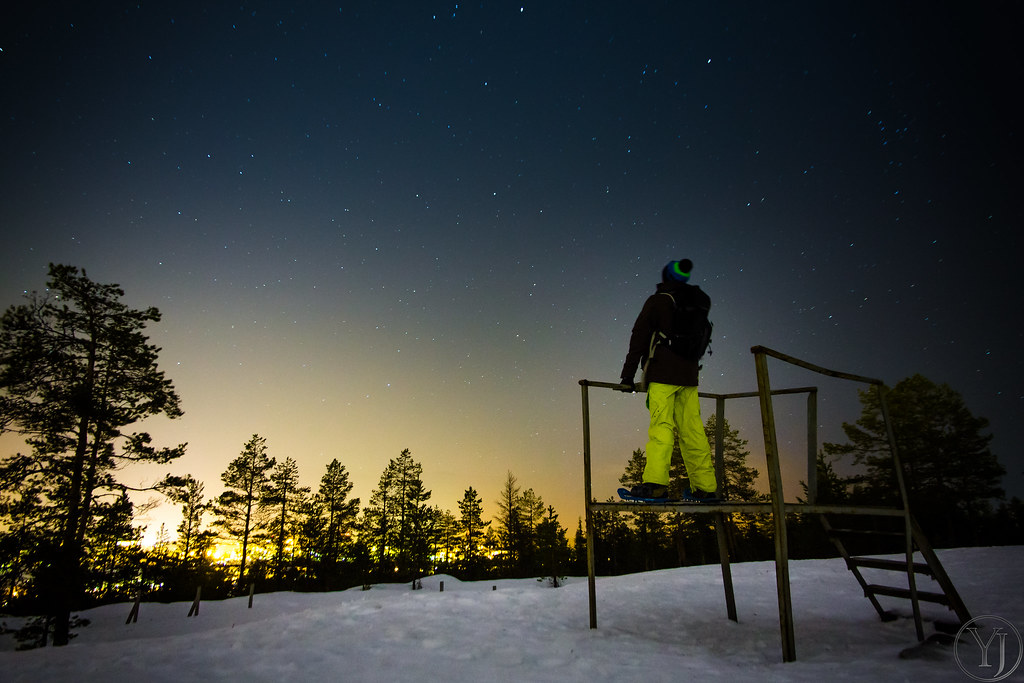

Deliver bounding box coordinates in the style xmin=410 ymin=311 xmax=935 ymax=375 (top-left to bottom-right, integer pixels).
xmin=620 ymin=281 xmax=711 ymax=387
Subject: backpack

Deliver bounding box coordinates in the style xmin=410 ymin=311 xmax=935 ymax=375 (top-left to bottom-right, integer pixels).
xmin=659 ymin=289 xmax=713 ymax=362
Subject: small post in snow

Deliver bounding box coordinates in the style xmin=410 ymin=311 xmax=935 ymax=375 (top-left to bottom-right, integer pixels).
xmin=187 ymin=586 xmax=202 ymax=617
xmin=126 ymin=590 xmax=141 ymax=624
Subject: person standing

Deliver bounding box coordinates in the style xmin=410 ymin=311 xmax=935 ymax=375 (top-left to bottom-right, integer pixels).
xmin=618 ymin=259 xmax=718 ymax=501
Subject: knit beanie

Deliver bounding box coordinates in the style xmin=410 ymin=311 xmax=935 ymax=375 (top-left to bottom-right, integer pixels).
xmin=662 ymin=259 xmax=693 ymax=283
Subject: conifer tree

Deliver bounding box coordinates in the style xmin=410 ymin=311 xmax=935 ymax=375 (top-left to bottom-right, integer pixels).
xmin=705 ymin=414 xmax=762 ymax=502
xmin=519 ymin=488 xmax=545 ymax=573
xmin=214 ymin=434 xmax=275 ymax=589
xmin=825 ymin=374 xmax=1005 ymax=544
xmin=86 ymin=492 xmax=141 ymax=598
xmin=798 ymin=452 xmax=851 ymax=505
xmin=311 ymin=458 xmax=359 ymax=584
xmin=572 ymin=519 xmax=587 ymax=575
xmin=170 ymin=475 xmax=208 ymax=566
xmin=262 ymin=456 xmax=309 ymax=583
xmin=0 ymin=478 xmax=48 ymax=606
xmin=403 ymin=472 xmax=434 ymax=576
xmin=0 ymin=264 xmax=185 ymax=645
xmin=494 ymin=471 xmax=525 ymax=575
xmin=363 ymin=449 xmax=431 ymax=577
xmin=536 ymin=505 xmax=570 ymax=586
xmin=436 ymin=509 xmax=459 ymax=569
xmin=457 ymin=486 xmax=489 ymax=572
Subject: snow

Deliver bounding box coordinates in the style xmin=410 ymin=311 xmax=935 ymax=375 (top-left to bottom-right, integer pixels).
xmin=2 ymin=546 xmax=1021 ymax=682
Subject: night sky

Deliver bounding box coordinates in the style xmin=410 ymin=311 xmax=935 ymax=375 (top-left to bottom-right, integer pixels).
xmin=2 ymin=2 xmax=1021 ymax=540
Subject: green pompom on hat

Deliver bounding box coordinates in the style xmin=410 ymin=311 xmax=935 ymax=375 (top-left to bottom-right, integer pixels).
xmin=662 ymin=259 xmax=693 ymax=283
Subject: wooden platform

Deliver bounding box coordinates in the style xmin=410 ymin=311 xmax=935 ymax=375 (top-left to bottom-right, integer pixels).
xmin=578 ymin=350 xmax=971 ymax=662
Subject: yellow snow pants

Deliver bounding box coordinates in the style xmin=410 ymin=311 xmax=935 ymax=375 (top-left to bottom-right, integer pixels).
xmin=643 ymin=382 xmax=717 ymax=492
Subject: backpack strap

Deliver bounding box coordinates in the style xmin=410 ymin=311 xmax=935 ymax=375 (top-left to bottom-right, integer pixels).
xmin=644 ymin=292 xmax=676 ymax=369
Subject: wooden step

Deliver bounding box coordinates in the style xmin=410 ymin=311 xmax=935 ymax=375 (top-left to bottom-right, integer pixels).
xmin=865 ymin=584 xmax=949 ymax=605
xmin=850 ymin=556 xmax=933 ymax=575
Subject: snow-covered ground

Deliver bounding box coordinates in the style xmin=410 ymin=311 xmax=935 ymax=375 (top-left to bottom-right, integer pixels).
xmin=2 ymin=546 xmax=1021 ymax=682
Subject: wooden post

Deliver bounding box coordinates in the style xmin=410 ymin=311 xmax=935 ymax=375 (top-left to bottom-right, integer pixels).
xmin=715 ymin=396 xmax=726 ymax=496
xmin=187 ymin=585 xmax=202 ymax=617
xmin=126 ymin=590 xmax=141 ymax=624
xmin=877 ymin=384 xmax=924 ymax=641
xmin=715 ymin=511 xmax=738 ymax=622
xmin=806 ymin=389 xmax=818 ymax=504
xmin=580 ymin=381 xmax=598 ymax=629
xmin=248 ymin=582 xmax=255 ymax=609
xmin=753 ymin=349 xmax=796 ymax=663
xmin=712 ymin=396 xmax=737 ymax=621
xmin=127 ymin=559 xmax=147 ymax=624
xmin=440 ymin=580 xmax=444 ymax=592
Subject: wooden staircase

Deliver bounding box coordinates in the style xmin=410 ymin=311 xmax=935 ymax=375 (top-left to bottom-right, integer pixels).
xmin=820 ymin=514 xmax=971 ymax=638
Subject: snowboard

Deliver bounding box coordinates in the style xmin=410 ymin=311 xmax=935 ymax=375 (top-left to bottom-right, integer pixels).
xmin=617 ymin=487 xmax=724 ymax=504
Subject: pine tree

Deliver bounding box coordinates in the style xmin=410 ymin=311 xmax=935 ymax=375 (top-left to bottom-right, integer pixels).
xmin=620 ymin=448 xmax=646 ymax=488
xmin=402 ymin=467 xmax=434 ymax=576
xmin=494 ymin=471 xmax=525 ymax=575
xmin=571 ymin=519 xmax=587 ymax=575
xmin=457 ymin=486 xmax=489 ymax=574
xmin=310 ymin=459 xmax=359 ymax=586
xmin=704 ymin=414 xmax=762 ymax=501
xmin=519 ymin=488 xmax=545 ymax=574
xmin=262 ymin=457 xmax=309 ymax=584
xmin=85 ymin=492 xmax=141 ymax=598
xmin=798 ymin=452 xmax=851 ymax=504
xmin=0 ymin=264 xmax=185 ymax=644
xmin=825 ymin=374 xmax=1005 ymax=544
xmin=417 ymin=505 xmax=444 ymax=574
xmin=170 ymin=475 xmax=208 ymax=567
xmin=214 ymin=434 xmax=275 ymax=589
xmin=0 ymin=474 xmax=54 ymax=607
xmin=436 ymin=509 xmax=459 ymax=569
xmin=363 ymin=465 xmax=395 ymax=575
xmin=535 ymin=505 xmax=570 ymax=586
xmin=363 ymin=449 xmax=432 ymax=578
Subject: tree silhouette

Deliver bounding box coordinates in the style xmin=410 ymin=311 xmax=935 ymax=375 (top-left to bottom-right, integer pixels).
xmin=0 ymin=264 xmax=184 ymax=645
xmin=825 ymin=374 xmax=1005 ymax=545
xmin=262 ymin=457 xmax=310 ymax=583
xmin=309 ymin=458 xmax=359 ymax=587
xmin=85 ymin=492 xmax=141 ymax=599
xmin=170 ymin=475 xmax=209 ymax=567
xmin=363 ymin=449 xmax=432 ymax=578
xmin=536 ymin=505 xmax=569 ymax=586
xmin=214 ymin=434 xmax=274 ymax=589
xmin=494 ymin=471 xmax=525 ymax=575
xmin=457 ymin=486 xmax=489 ymax=574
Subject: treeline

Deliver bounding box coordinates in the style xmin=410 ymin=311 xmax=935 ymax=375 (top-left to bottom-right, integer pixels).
xmin=146 ymin=439 xmax=572 ymax=601
xmin=3 ymin=437 xmax=573 ymax=610
xmin=3 ymin=264 xmax=1023 ymax=647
